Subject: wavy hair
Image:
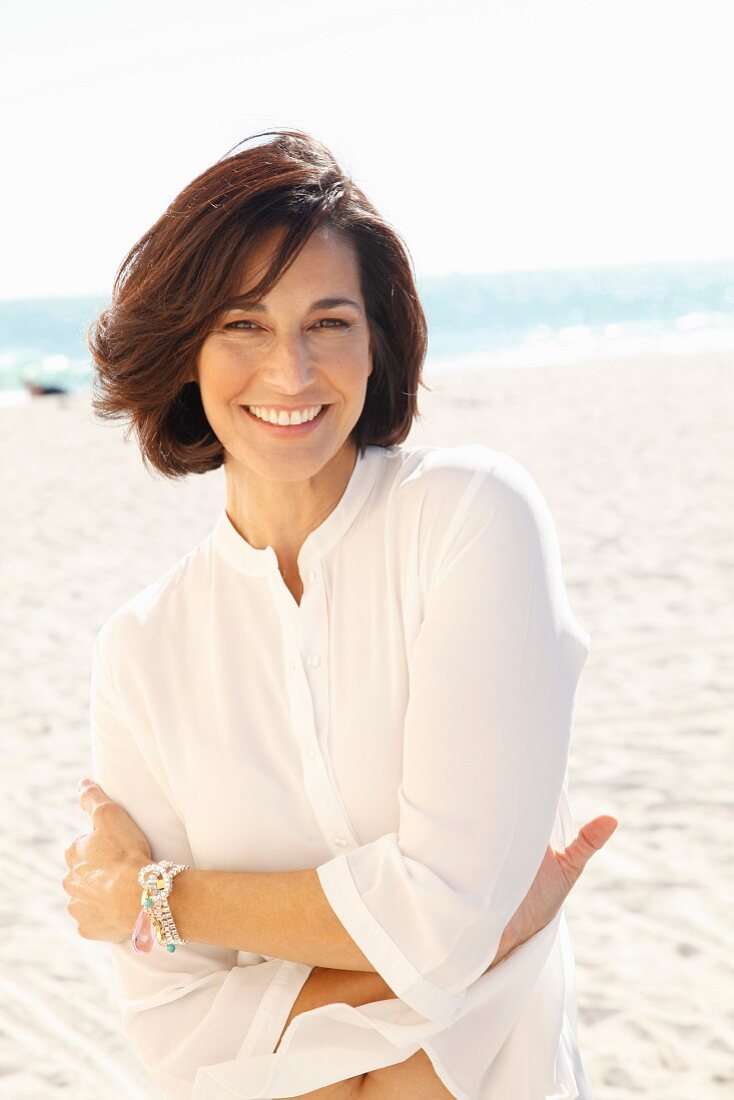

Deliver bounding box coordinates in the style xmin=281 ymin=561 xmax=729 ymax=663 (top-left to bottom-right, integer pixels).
xmin=87 ymin=129 xmax=432 ymax=478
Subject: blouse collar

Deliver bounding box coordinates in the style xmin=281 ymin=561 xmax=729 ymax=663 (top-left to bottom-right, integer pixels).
xmin=211 ymin=444 xmax=390 ymax=577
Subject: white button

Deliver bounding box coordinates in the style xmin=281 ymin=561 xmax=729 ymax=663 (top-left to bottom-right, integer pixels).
xmin=306 ymin=569 xmax=317 ymax=584
xmin=306 ymin=653 xmax=320 ymax=667
xmin=288 ymin=660 xmax=296 ymax=672
xmin=332 ymin=836 xmax=348 ymax=847
xmin=305 ymin=744 xmax=316 ymax=759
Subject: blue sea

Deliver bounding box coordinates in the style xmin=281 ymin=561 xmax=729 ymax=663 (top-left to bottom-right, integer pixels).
xmin=1 ymin=257 xmax=733 ymax=406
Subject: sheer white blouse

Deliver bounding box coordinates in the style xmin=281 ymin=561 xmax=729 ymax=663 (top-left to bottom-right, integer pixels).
xmin=89 ymin=441 xmax=594 ymax=1099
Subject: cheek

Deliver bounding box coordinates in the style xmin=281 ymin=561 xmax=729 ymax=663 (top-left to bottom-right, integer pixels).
xmin=199 ymin=343 xmax=255 ymax=399
xmin=323 ymin=335 xmax=372 ymax=377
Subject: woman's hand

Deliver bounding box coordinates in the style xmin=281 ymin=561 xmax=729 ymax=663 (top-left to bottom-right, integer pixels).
xmin=62 ymin=779 xmax=153 ymax=942
xmin=489 ymin=813 xmax=619 ymax=968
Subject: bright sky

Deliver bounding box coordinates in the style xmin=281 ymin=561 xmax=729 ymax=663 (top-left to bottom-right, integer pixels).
xmin=1 ymin=0 xmax=731 ymax=300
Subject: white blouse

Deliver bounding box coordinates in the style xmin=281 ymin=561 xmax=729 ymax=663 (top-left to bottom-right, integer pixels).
xmin=90 ymin=441 xmax=594 ymax=1100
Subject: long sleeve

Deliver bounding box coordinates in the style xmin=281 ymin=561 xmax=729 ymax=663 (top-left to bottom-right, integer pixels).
xmin=315 ymin=452 xmax=591 ymax=1030
xmin=89 ymin=627 xmax=314 ymax=1099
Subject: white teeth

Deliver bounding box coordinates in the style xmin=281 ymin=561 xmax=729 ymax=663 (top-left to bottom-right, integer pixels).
xmin=247 ymin=405 xmax=323 ymax=426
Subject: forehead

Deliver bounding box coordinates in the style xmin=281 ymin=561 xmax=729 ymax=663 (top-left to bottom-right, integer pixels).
xmin=235 ymin=225 xmax=361 ymax=298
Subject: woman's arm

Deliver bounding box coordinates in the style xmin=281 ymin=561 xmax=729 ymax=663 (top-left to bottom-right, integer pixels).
xmin=269 ymin=824 xmax=624 ymax=1059
xmin=309 ymin=453 xmax=593 ymax=1029
xmin=115 ymin=860 xmax=386 ymax=972
xmin=272 ymin=929 xmax=521 ymax=1055
xmin=84 ymin=628 xmax=316 ymax=1097
xmin=273 ymin=968 xmax=393 ymax=1053
xmin=112 ymin=809 xmax=616 ymax=972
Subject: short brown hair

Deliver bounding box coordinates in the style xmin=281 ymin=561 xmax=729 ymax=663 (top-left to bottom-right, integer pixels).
xmin=87 ymin=129 xmax=432 ymax=479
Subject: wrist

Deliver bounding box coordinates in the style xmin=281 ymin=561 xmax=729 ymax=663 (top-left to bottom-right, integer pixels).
xmin=116 ymin=855 xmax=150 ymax=936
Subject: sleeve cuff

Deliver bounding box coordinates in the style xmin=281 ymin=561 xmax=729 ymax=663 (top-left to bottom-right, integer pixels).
xmin=192 ymin=959 xmax=313 ymax=1098
xmin=239 ymin=958 xmax=315 ymax=1058
xmin=316 ymin=853 xmax=465 ymax=1028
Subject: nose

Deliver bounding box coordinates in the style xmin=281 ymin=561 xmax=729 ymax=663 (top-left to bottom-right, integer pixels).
xmin=259 ymin=333 xmax=319 ymax=395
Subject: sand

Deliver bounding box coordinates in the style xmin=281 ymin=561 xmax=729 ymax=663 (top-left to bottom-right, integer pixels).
xmin=1 ymin=352 xmax=732 ymax=1098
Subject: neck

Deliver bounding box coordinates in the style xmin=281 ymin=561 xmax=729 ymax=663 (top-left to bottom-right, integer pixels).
xmin=223 ymin=442 xmax=358 ymax=564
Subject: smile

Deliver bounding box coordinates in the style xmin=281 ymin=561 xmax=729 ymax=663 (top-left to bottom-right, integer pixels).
xmin=239 ymin=404 xmax=330 ymax=435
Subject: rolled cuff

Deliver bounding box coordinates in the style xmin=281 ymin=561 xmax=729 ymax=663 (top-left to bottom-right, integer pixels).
xmin=316 ymin=853 xmax=465 ymax=1029
xmin=192 ymin=959 xmax=313 ymax=1098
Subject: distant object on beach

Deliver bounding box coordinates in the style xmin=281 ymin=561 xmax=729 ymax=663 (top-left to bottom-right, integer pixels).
xmin=23 ymin=380 xmax=70 ymax=397
xmin=15 ymin=355 xmax=84 ymax=404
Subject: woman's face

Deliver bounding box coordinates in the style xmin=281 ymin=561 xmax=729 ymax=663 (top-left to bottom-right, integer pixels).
xmin=194 ymin=225 xmax=373 ymax=482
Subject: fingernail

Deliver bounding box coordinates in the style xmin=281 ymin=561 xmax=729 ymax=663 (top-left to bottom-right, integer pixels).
xmin=78 ymin=777 xmax=92 ymax=790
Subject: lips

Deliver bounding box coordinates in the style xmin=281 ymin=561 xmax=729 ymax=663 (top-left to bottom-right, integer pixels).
xmin=240 ymin=403 xmax=330 ymax=433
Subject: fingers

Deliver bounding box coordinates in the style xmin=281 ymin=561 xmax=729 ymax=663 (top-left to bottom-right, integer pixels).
xmin=557 ymin=814 xmax=618 ymax=886
xmin=576 ymin=815 xmax=618 ymax=855
xmin=63 ymin=832 xmax=92 ymax=868
xmin=78 ymin=780 xmax=111 ymax=814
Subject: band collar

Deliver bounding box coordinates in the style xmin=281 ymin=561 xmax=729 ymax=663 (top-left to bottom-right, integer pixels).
xmin=212 ymin=444 xmax=389 ymax=578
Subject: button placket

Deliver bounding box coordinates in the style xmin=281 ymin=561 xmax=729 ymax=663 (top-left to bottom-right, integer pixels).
xmin=293 ymin=561 xmax=357 ymax=853
xmin=298 ymin=567 xmax=324 ymax=768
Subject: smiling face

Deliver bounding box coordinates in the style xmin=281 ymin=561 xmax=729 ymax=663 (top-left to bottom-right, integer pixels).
xmin=193 ymin=225 xmax=373 ymax=484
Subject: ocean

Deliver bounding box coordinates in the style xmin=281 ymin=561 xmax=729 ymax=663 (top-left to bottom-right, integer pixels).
xmin=1 ymin=257 xmax=733 ymax=406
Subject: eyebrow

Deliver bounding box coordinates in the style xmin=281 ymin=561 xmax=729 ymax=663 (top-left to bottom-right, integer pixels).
xmin=222 ymin=295 xmax=361 ymax=312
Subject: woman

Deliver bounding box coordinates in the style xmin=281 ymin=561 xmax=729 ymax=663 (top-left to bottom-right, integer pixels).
xmin=63 ymin=129 xmax=617 ymax=1099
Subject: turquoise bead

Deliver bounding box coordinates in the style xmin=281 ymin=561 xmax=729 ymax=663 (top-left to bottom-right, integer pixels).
xmin=167 ymin=943 xmax=176 ymax=952
xmin=143 ymin=898 xmax=153 ymax=908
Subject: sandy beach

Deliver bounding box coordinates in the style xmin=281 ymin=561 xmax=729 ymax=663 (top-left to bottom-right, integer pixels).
xmin=2 ymin=351 xmax=732 ymax=1098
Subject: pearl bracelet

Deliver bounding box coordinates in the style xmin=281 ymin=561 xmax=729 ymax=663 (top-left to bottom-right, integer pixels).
xmin=131 ymin=860 xmax=190 ymax=954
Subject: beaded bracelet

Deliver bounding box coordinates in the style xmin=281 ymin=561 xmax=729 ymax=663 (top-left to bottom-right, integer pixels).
xmin=131 ymin=860 xmax=190 ymax=955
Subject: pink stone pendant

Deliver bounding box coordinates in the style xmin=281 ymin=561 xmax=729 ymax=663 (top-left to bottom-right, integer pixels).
xmin=131 ymin=907 xmax=156 ymax=954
